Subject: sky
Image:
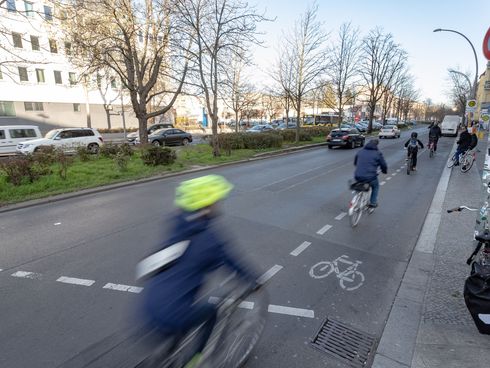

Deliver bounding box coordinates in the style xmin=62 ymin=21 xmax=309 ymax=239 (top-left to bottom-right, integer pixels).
xmin=249 ymin=0 xmax=490 ymax=105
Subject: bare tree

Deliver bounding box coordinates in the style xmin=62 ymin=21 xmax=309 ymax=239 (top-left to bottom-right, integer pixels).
xmin=58 ymin=0 xmax=189 ymax=143
xmin=281 ymin=3 xmax=329 ymax=141
xmin=359 ymin=28 xmax=407 ymax=132
xmin=447 ymin=68 xmax=471 ymax=115
xmin=175 ymin=0 xmax=269 ymax=156
xmin=271 ymin=47 xmax=294 ymax=127
xmin=381 ymin=66 xmax=409 ymax=123
xmin=327 ymin=22 xmax=361 ymax=127
xmin=397 ymin=77 xmax=419 ymax=121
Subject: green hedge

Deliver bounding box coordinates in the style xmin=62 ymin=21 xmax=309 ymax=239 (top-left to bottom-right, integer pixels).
xmin=302 ymin=126 xmax=332 ymax=137
xmin=214 ymin=132 xmax=284 ymax=155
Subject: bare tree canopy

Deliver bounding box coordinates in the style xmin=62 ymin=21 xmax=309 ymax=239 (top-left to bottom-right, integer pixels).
xmin=175 ymin=0 xmax=269 ymax=156
xmin=57 ymin=0 xmax=190 ymax=143
xmin=359 ymin=28 xmax=407 ymax=132
xmin=327 ymin=22 xmax=361 ymax=127
xmin=447 ymin=68 xmax=471 ymax=115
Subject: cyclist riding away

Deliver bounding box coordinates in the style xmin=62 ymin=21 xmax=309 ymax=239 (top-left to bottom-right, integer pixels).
xmin=138 ymin=175 xmax=259 ymax=368
xmin=404 ymin=132 xmax=424 ymax=171
xmin=354 ymin=139 xmax=388 ymax=208
xmin=428 ymin=121 xmax=442 ymax=152
xmin=454 ymin=127 xmax=472 ymax=166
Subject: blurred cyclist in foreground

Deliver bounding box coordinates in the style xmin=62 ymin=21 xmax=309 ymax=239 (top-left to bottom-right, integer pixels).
xmin=138 ymin=175 xmax=259 ymax=368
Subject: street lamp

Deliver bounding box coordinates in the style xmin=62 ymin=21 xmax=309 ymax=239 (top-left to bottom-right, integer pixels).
xmin=448 ymin=69 xmax=472 ymax=91
xmin=433 ymin=28 xmax=479 ymax=99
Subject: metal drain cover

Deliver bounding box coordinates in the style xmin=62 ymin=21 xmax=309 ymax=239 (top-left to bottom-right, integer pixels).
xmin=310 ymin=318 xmax=377 ymax=368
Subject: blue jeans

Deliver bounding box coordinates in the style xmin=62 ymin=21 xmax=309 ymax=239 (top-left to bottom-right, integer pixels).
xmin=455 ymin=147 xmax=468 ymax=164
xmin=356 ymin=177 xmax=379 ymax=205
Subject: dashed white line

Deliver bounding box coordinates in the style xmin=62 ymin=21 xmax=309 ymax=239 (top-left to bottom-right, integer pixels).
xmin=392 ymin=173 xmax=397 ymax=177
xmin=11 ymin=271 xmax=41 ymax=279
xmin=208 ymin=297 xmax=255 ymax=310
xmin=268 ymin=305 xmax=315 ymax=318
xmin=316 ymin=224 xmax=332 ymax=235
xmin=335 ymin=212 xmax=347 ymax=221
xmin=54 ymin=222 xmax=61 ymax=226
xmin=56 ymin=276 xmax=95 ymax=287
xmin=380 ymin=181 xmax=386 ymax=186
xmin=396 ymin=169 xmax=401 ymax=173
xmin=257 ymin=265 xmax=283 ymax=284
xmin=386 ymin=177 xmax=392 ymax=181
xmin=290 ymin=241 xmax=312 ymax=256
xmin=103 ymin=283 xmax=143 ymax=293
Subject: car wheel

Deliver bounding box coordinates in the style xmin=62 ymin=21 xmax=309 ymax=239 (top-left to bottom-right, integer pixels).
xmin=360 ymin=140 xmax=364 ymax=147
xmin=328 ymin=145 xmax=333 ymax=149
xmin=152 ymin=140 xmax=161 ymax=147
xmin=182 ymin=138 xmax=190 ymax=146
xmin=87 ymin=143 xmax=99 ymax=154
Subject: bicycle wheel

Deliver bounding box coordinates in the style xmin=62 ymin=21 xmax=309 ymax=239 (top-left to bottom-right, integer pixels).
xmin=429 ymin=145 xmax=434 ymax=158
xmin=309 ymin=261 xmax=334 ymax=279
xmin=406 ymin=156 xmax=411 ymax=175
xmin=349 ymin=194 xmax=363 ymax=227
xmin=460 ymin=154 xmax=474 ymax=173
xmin=447 ymin=154 xmax=455 ymax=168
xmin=339 ymin=271 xmax=365 ymax=291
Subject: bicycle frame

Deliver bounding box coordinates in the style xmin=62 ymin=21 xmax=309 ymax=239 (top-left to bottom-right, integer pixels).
xmin=332 ymin=256 xmax=362 ymax=280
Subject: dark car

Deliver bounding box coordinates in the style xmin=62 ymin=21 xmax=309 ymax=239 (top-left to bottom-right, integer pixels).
xmin=127 ymin=123 xmax=174 ymax=143
xmin=326 ymin=128 xmax=365 ymax=149
xmin=138 ymin=128 xmax=192 ymax=146
xmin=246 ymin=124 xmax=274 ymax=133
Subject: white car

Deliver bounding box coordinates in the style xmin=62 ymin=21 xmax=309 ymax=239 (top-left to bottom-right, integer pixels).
xmin=0 ymin=125 xmax=42 ymax=155
xmin=17 ymin=128 xmax=104 ymax=154
xmin=378 ymin=125 xmax=401 ymax=139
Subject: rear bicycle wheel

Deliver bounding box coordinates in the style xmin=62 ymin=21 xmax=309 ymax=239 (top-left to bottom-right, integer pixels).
xmin=349 ymin=193 xmax=363 ymax=227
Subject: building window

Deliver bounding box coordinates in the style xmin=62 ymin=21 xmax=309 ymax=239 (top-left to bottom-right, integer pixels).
xmin=49 ymin=39 xmax=58 ymax=53
xmin=69 ymin=72 xmax=76 ymax=85
xmin=36 ymin=69 xmax=45 ymax=83
xmin=24 ymin=1 xmax=34 ymax=17
xmin=64 ymin=41 xmax=71 ymax=55
xmin=7 ymin=0 xmax=16 ymax=12
xmin=30 ymin=35 xmax=40 ymax=51
xmin=24 ymin=102 xmax=44 ymax=111
xmin=54 ymin=70 xmax=62 ymax=84
xmin=73 ymin=103 xmax=80 ymax=112
xmin=44 ymin=5 xmax=52 ymax=21
xmin=18 ymin=67 xmax=28 ymax=82
xmin=12 ymin=32 xmax=23 ymax=48
xmin=110 ymin=77 xmax=117 ymax=89
xmin=0 ymin=101 xmax=16 ymax=116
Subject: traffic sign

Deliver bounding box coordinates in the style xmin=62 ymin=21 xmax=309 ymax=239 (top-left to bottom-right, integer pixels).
xmin=484 ymin=27 xmax=490 ymax=61
xmin=482 ymin=114 xmax=490 ymax=122
xmin=467 ymin=99 xmax=477 ymax=113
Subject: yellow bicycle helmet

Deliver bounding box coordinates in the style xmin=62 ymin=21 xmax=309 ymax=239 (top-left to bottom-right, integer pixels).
xmin=175 ymin=175 xmax=234 ymax=212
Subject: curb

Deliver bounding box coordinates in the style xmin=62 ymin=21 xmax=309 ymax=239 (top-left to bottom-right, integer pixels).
xmin=0 ymin=142 xmax=328 ymax=214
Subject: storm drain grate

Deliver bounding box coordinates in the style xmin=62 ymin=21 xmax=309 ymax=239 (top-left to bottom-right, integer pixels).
xmin=310 ymin=318 xmax=377 ymax=368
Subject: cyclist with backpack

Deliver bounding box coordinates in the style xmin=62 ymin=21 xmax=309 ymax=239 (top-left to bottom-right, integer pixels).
xmin=404 ymin=132 xmax=424 ymax=171
xmin=428 ymin=122 xmax=442 ymax=153
xmin=454 ymin=128 xmax=472 ymax=166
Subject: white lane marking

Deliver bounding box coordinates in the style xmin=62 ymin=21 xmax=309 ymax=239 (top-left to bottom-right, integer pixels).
xmin=268 ymin=304 xmax=315 ymax=318
xmin=208 ymin=297 xmax=255 ymax=310
xmin=380 ymin=181 xmax=386 ymax=186
xmin=103 ymin=283 xmax=143 ymax=294
xmin=316 ymin=224 xmax=332 ymax=235
xmin=257 ymin=265 xmax=283 ymax=284
xmin=392 ymin=173 xmax=397 ymax=176
xmin=54 ymin=222 xmax=61 ymax=226
xmin=0 ymin=269 xmax=3 ymax=272
xmin=290 ymin=241 xmax=312 ymax=256
xmin=11 ymin=271 xmax=41 ymax=279
xmin=396 ymin=169 xmax=401 ymax=173
xmin=335 ymin=212 xmax=347 ymax=221
xmin=386 ymin=177 xmax=392 ymax=181
xmin=56 ymin=276 xmax=95 ymax=287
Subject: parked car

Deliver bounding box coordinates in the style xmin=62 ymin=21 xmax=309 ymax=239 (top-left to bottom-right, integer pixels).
xmin=326 ymin=128 xmax=365 ymax=149
xmin=17 ymin=128 xmax=104 ymax=154
xmin=378 ymin=125 xmax=401 ymax=139
xmin=136 ymin=128 xmax=192 ymax=146
xmin=372 ymin=122 xmax=383 ymax=130
xmin=127 ymin=123 xmax=174 ymax=143
xmin=354 ymin=122 xmax=368 ymax=132
xmin=0 ymin=125 xmax=42 ymax=155
xmin=276 ymin=123 xmax=297 ymax=130
xmin=246 ymin=124 xmax=274 ymax=133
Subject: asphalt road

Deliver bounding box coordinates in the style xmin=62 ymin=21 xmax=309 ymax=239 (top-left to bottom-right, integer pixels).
xmin=0 ymin=127 xmax=455 ymax=368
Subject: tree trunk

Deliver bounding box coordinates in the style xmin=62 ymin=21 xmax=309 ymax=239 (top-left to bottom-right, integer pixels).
xmin=138 ymin=116 xmax=148 ymax=144
xmin=368 ymin=105 xmax=375 ymax=133
xmin=296 ymin=99 xmax=301 ymax=143
xmin=211 ymin=115 xmax=220 ymax=157
xmin=105 ymin=109 xmax=112 ymax=130
xmin=235 ymin=111 xmax=239 ymax=133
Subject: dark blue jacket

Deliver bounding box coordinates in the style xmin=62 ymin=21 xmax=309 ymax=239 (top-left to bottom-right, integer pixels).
xmin=141 ymin=211 xmax=257 ymax=328
xmin=354 ymin=141 xmax=388 ymax=181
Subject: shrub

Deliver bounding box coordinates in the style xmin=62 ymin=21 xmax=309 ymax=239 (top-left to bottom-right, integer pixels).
xmin=216 ymin=133 xmax=246 ymax=155
xmin=33 ymin=145 xmax=58 ymax=167
xmin=99 ymin=143 xmax=120 ymax=158
xmin=118 ymin=143 xmax=134 ymax=157
xmin=303 ymin=126 xmax=332 ymax=137
xmin=0 ymin=156 xmax=41 ymax=186
xmin=76 ymin=145 xmax=91 ymax=162
xmin=276 ymin=129 xmax=312 ymax=142
xmin=140 ymin=146 xmax=176 ymax=166
xmin=113 ymin=151 xmax=130 ymax=171
xmin=55 ymin=150 xmax=73 ymax=179
xmin=242 ymin=133 xmax=283 ymax=149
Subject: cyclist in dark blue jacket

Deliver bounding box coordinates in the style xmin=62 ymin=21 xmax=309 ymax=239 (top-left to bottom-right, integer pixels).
xmin=139 ymin=175 xmax=258 ymax=367
xmin=354 ymin=139 xmax=388 ymax=208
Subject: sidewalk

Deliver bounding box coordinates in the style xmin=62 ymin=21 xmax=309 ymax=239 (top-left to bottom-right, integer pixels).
xmin=373 ymin=143 xmax=490 ymax=367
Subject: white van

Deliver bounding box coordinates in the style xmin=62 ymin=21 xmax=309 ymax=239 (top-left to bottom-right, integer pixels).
xmin=441 ymin=115 xmax=461 ymax=137
xmin=0 ymin=125 xmax=42 ymax=155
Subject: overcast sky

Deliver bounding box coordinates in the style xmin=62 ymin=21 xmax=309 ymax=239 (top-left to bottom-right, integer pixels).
xmin=249 ymin=0 xmax=490 ymax=105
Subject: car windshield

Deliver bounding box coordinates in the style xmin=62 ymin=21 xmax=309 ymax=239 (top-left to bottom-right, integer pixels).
xmin=45 ymin=130 xmax=60 ymax=139
xmin=151 ymin=129 xmax=168 ymax=135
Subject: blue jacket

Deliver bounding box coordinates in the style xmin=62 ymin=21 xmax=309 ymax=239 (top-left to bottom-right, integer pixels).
xmin=141 ymin=211 xmax=257 ymax=328
xmin=354 ymin=141 xmax=388 ymax=181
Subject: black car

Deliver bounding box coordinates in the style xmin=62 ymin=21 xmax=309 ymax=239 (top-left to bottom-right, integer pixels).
xmin=127 ymin=123 xmax=174 ymax=143
xmin=326 ymin=128 xmax=365 ymax=149
xmin=145 ymin=128 xmax=193 ymax=146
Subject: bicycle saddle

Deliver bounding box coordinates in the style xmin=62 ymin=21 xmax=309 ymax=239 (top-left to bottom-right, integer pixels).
xmin=475 ymin=231 xmax=490 ymax=243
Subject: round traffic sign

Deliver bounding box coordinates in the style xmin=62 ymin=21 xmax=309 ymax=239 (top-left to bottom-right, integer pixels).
xmin=468 ymin=100 xmax=477 ymax=108
xmin=482 ymin=114 xmax=490 ymax=122
xmin=484 ymin=27 xmax=490 ymax=60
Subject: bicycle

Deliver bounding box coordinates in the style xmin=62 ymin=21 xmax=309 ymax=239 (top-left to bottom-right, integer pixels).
xmin=309 ymin=255 xmax=365 ymax=291
xmin=406 ymin=147 xmax=415 ymax=175
xmin=448 ymin=149 xmax=476 ymax=173
xmin=348 ymin=180 xmax=374 ymax=227
xmin=428 ymin=139 xmax=436 ymax=158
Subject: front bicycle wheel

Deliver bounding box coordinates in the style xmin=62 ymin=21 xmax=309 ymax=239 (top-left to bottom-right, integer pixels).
xmin=447 ymin=154 xmax=455 ymax=168
xmin=339 ymin=271 xmax=365 ymax=291
xmin=460 ymin=154 xmax=474 ymax=173
xmin=349 ymin=193 xmax=363 ymax=227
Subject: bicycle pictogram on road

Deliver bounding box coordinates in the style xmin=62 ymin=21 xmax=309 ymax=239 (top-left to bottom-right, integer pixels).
xmin=309 ymin=255 xmax=365 ymax=291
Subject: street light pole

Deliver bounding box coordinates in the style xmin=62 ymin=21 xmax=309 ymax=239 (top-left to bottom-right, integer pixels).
xmin=433 ymin=28 xmax=479 ymax=99
xmin=448 ymin=69 xmax=472 ymax=91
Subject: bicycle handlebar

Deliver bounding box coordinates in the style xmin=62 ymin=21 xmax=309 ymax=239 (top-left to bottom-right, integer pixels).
xmin=447 ymin=206 xmax=479 ymax=213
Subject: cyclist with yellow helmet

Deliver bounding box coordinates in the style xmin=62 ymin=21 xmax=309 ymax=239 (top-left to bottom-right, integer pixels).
xmin=138 ymin=175 xmax=258 ymax=367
